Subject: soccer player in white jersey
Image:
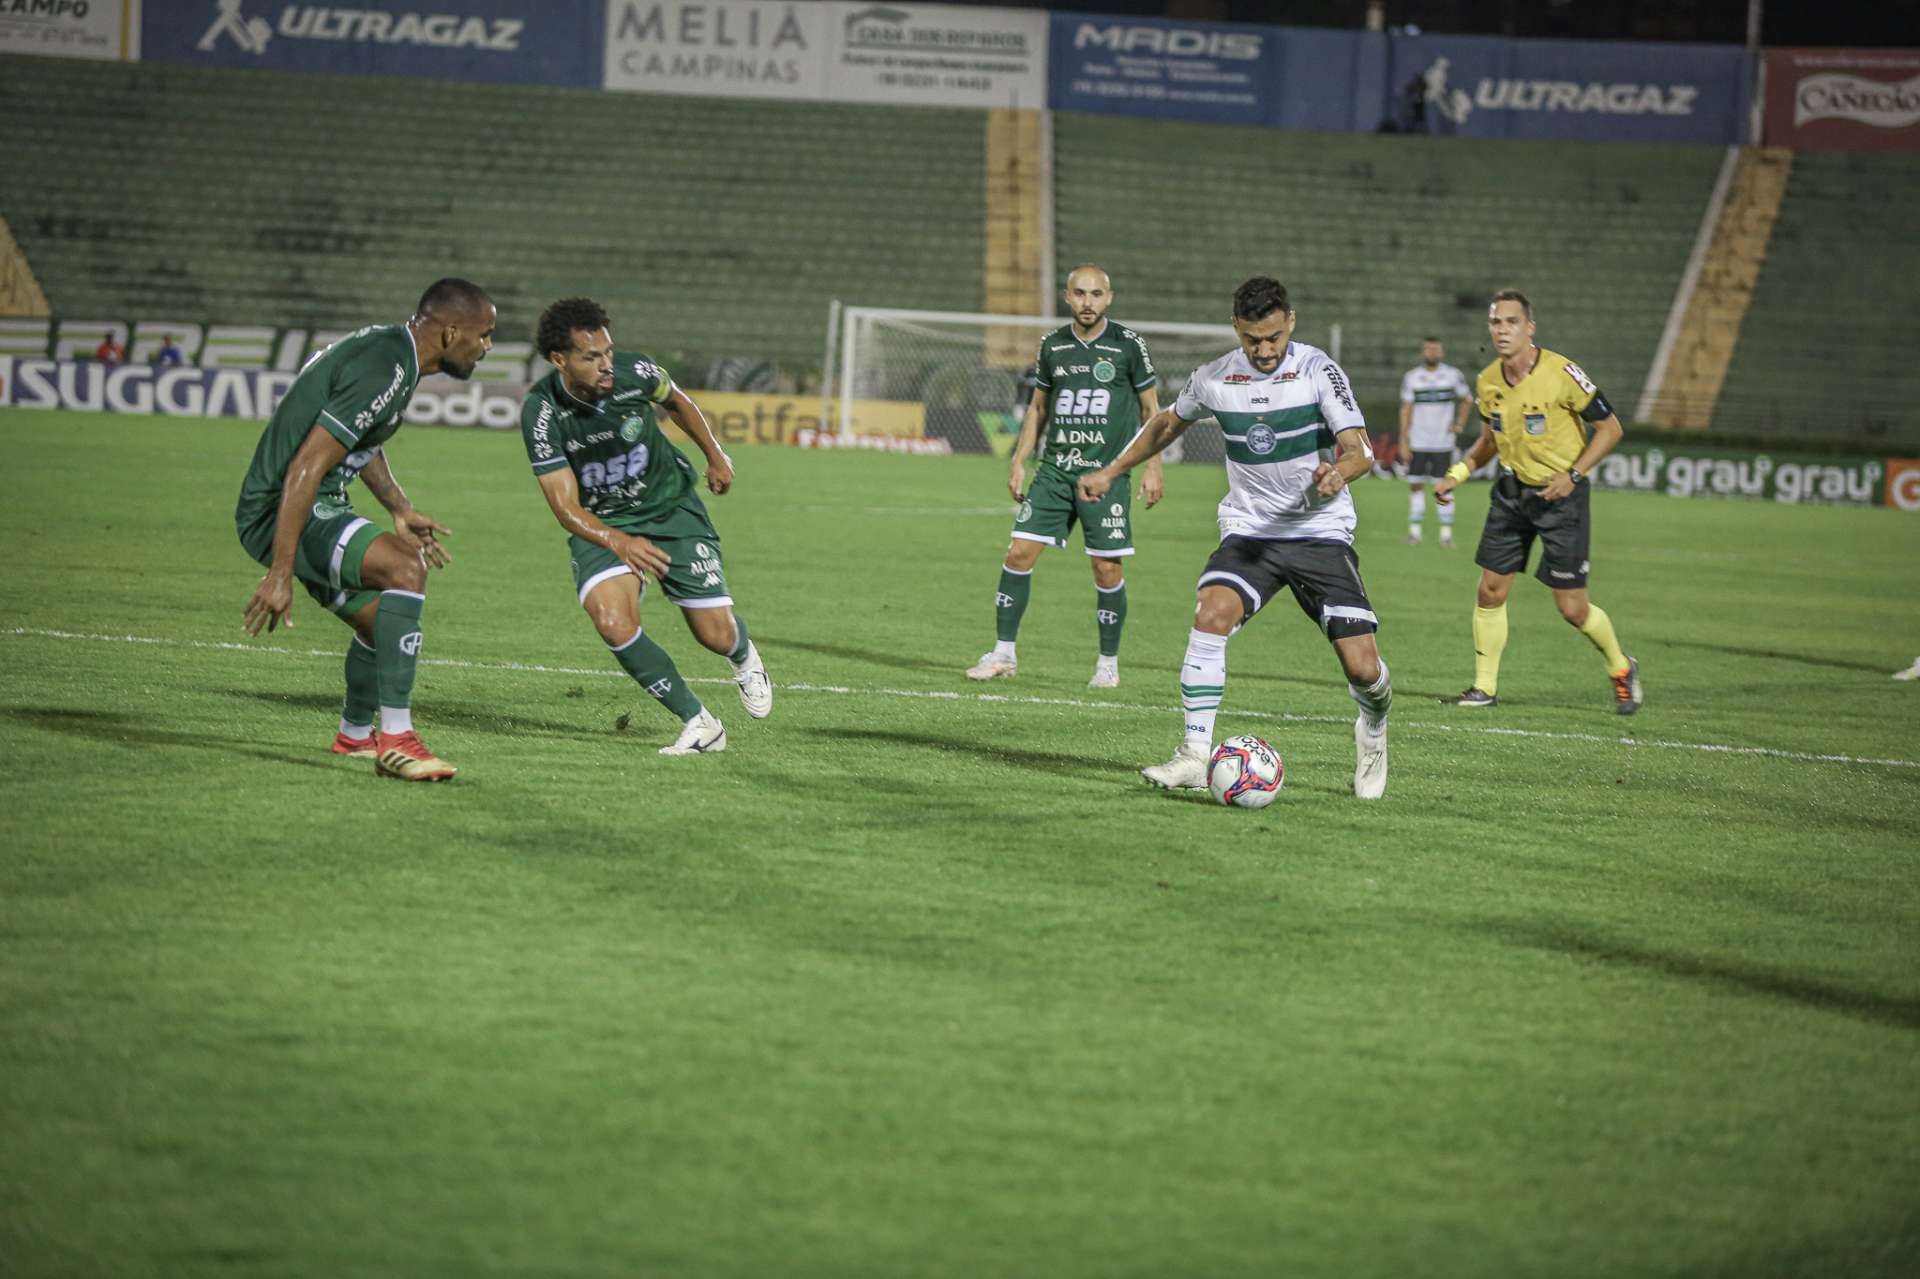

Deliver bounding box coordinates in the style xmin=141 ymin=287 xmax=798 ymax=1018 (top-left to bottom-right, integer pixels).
xmin=1398 ymin=338 xmax=1473 ymax=546
xmin=1078 ymin=278 xmax=1393 ymax=799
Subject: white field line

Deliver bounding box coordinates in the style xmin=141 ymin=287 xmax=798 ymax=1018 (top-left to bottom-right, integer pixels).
xmin=6 ymin=626 xmax=1918 ymax=772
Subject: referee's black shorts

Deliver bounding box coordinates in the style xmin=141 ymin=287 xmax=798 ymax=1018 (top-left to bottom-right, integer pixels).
xmin=1476 ymin=470 xmax=1592 ymax=589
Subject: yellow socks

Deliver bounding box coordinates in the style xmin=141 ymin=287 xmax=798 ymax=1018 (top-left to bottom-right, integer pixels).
xmin=1472 ymin=605 xmax=1508 ymax=695
xmin=1578 ymin=603 xmax=1629 ymax=675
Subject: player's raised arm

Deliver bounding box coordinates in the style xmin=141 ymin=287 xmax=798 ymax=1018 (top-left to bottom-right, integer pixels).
xmin=656 ymin=385 xmax=734 ymax=496
xmin=243 ymin=422 xmax=347 ymax=635
xmin=359 ymin=448 xmax=451 ymax=569
xmin=1077 ymin=402 xmax=1195 ymax=503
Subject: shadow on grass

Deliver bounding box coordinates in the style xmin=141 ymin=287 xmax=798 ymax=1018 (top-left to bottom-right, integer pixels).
xmin=216 ymin=689 xmax=616 ymax=740
xmin=804 ymin=725 xmax=1134 ymax=776
xmin=1 ymin=705 xmax=333 ymax=771
xmin=755 ymin=634 xmax=951 ymax=674
xmin=1652 ymin=636 xmax=1892 ymax=674
xmin=1474 ymin=916 xmax=1920 ymax=1033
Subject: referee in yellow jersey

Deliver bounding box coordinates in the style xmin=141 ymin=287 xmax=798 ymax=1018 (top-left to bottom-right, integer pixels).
xmin=1434 ymin=290 xmax=1642 ymax=714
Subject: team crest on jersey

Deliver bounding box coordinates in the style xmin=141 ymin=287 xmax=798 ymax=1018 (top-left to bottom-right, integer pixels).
xmin=1092 ymin=359 xmax=1116 ymax=384
xmin=619 ymin=416 xmax=645 ymax=442
xmin=1247 ymin=424 xmax=1276 ymax=455
xmin=1017 ymin=500 xmax=1034 ymax=522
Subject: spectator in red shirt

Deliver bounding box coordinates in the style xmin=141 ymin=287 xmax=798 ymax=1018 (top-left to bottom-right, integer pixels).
xmin=94 ymin=335 xmax=124 ymax=365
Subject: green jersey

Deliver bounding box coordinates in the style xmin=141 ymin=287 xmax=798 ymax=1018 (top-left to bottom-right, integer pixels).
xmin=1031 ymin=320 xmax=1158 ymax=476
xmin=235 ymin=324 xmax=420 ymax=536
xmin=520 ymin=351 xmax=702 ymax=531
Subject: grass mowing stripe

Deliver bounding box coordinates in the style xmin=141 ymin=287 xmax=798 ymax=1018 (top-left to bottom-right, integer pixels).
xmin=9 ymin=625 xmax=1917 ymax=771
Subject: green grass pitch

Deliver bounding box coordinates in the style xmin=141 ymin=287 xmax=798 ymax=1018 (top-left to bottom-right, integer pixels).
xmin=2 ymin=409 xmax=1916 ymax=1277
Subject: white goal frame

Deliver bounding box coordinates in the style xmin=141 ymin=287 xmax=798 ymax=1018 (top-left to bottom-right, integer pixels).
xmin=824 ymin=305 xmax=1243 ymax=439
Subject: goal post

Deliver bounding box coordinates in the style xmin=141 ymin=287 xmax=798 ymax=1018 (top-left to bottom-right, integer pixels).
xmin=825 ymin=305 xmax=1240 ymax=461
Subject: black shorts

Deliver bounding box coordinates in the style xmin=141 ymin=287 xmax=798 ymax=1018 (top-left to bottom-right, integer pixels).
xmin=1197 ymin=537 xmax=1379 ymax=640
xmin=1475 ymin=472 xmax=1592 ymax=589
xmin=1406 ymin=448 xmax=1455 ymax=479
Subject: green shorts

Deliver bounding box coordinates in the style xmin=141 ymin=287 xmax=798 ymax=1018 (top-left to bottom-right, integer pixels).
xmin=237 ymin=504 xmax=384 ymax=618
xmin=569 ymin=503 xmax=732 ymax=610
xmin=1012 ymin=465 xmax=1134 ymax=557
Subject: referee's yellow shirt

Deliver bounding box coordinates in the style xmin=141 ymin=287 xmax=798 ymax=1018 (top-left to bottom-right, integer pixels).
xmin=1474 ymin=347 xmax=1606 ymax=487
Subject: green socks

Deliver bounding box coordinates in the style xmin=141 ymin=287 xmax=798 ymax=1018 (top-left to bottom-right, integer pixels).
xmin=342 ymin=634 xmax=378 ymax=732
xmin=611 ymin=627 xmax=704 ymax=723
xmin=995 ymin=566 xmax=1032 ymax=642
xmin=376 ymin=590 xmax=425 ymax=733
xmin=1096 ymin=580 xmax=1127 ymax=658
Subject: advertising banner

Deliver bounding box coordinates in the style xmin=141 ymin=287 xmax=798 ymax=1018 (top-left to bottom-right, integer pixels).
xmin=0 ymin=360 xmax=925 ymax=445
xmin=1048 ymin=13 xmax=1277 ymax=124
xmin=0 ymin=0 xmax=136 ymax=60
xmin=603 ymin=1 xmax=831 ymax=100
xmin=604 ymin=1 xmax=1046 ymax=108
xmin=1383 ymin=31 xmax=1751 ymax=144
xmin=1591 ymin=442 xmax=1908 ymax=509
xmin=142 ymin=0 xmax=601 ymax=86
xmin=829 ymin=2 xmax=1046 ymax=109
xmin=1764 ymin=48 xmax=1920 ymax=153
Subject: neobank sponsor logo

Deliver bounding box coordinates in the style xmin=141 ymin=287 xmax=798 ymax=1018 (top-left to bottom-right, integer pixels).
xmin=1423 ymin=56 xmax=1699 ymax=126
xmin=199 ymin=1 xmax=525 ymax=57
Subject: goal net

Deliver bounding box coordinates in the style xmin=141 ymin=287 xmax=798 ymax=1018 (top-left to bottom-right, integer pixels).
xmin=824 ymin=306 xmax=1240 ymax=462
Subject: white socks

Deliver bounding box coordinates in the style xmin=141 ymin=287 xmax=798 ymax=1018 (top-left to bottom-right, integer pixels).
xmin=1179 ymin=629 xmax=1229 ymax=750
xmin=1348 ymin=660 xmax=1392 ymax=737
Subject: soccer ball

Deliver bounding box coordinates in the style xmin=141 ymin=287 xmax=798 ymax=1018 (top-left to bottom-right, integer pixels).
xmin=1208 ymin=736 xmax=1284 ymax=808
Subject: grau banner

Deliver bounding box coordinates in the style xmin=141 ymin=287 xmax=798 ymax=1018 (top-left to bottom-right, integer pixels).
xmin=1591 ymin=442 xmax=1913 ymax=509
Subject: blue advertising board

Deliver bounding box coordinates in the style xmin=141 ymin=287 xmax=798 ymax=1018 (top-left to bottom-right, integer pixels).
xmin=1383 ymin=32 xmax=1752 ymax=144
xmin=1049 ymin=13 xmax=1281 ymax=125
xmin=142 ymin=0 xmax=602 ymax=87
xmin=1050 ymin=12 xmax=1751 ymax=145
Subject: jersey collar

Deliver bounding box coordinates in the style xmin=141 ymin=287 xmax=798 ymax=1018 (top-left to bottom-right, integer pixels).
xmin=1069 ymin=320 xmax=1109 ymax=347
xmin=554 ymin=375 xmax=603 ymax=413
xmin=400 ymin=321 xmax=419 ymax=380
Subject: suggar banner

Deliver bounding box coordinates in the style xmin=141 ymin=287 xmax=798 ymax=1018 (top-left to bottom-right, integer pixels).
xmin=1764 ymin=48 xmax=1920 ymax=152
xmin=142 ymin=0 xmax=602 ymax=86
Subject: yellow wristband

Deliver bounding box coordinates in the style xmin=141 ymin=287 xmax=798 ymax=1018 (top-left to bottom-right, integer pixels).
xmin=1445 ymin=462 xmax=1472 ymax=483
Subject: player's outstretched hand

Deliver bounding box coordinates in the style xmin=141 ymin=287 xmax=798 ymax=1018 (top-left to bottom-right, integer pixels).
xmin=1433 ymin=476 xmax=1457 ymax=505
xmin=1078 ymin=469 xmax=1114 ymax=503
xmin=396 ymin=509 xmax=453 ymax=569
xmin=243 ymin=572 xmax=294 ymax=636
xmin=615 ymin=533 xmax=672 ymax=581
xmin=1140 ymin=467 xmax=1165 ymax=509
xmin=706 ymin=454 xmax=735 ymax=496
xmin=1008 ymin=457 xmax=1025 ymax=502
xmin=1311 ymin=462 xmax=1347 ymax=499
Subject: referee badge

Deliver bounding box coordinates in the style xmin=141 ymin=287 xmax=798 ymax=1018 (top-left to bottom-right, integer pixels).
xmin=1092 ymin=359 xmax=1116 ymax=384
xmin=1247 ymin=424 xmax=1276 ymax=455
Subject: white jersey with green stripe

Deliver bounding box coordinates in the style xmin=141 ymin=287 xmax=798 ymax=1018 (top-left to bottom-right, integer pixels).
xmin=1174 ymin=341 xmax=1366 ymax=543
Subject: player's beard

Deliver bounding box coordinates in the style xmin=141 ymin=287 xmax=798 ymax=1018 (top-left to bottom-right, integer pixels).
xmin=439 ymin=358 xmax=476 ymax=381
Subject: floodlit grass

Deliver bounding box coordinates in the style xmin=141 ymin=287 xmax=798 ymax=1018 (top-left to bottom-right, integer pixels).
xmin=2 ymin=411 xmax=1916 ymax=1277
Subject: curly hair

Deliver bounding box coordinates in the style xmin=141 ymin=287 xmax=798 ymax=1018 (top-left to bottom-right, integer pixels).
xmin=536 ymin=297 xmax=611 ymax=358
xmin=1232 ymin=277 xmax=1291 ymax=322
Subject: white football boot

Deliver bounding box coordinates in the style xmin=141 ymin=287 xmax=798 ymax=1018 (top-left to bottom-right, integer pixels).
xmin=966 ymin=651 xmax=1017 ymax=681
xmin=660 ymin=709 xmax=727 ymax=756
xmin=732 ymin=642 xmax=773 ymax=719
xmin=1141 ymin=742 xmax=1210 ymax=790
xmin=1353 ymin=716 xmax=1388 ymax=800
xmin=1088 ymin=656 xmax=1120 ymax=689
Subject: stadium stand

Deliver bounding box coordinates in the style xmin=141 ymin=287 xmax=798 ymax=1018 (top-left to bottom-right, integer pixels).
xmin=1052 ymin=113 xmax=1723 ymax=421
xmin=1716 ymin=150 xmax=1920 ymax=444
xmin=0 ymin=56 xmax=986 ymax=377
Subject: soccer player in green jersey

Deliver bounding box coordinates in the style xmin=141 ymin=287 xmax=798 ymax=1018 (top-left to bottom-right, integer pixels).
xmin=236 ymin=278 xmax=496 ymax=782
xmin=520 ymin=298 xmax=770 ymax=756
xmin=966 ymin=265 xmax=1164 ymax=688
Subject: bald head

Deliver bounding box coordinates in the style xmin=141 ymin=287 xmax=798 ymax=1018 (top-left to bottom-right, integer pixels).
xmin=1063 ymin=264 xmax=1113 ymax=335
xmin=410 ymin=277 xmax=496 ymax=381
xmin=415 ymin=277 xmax=493 ymax=326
